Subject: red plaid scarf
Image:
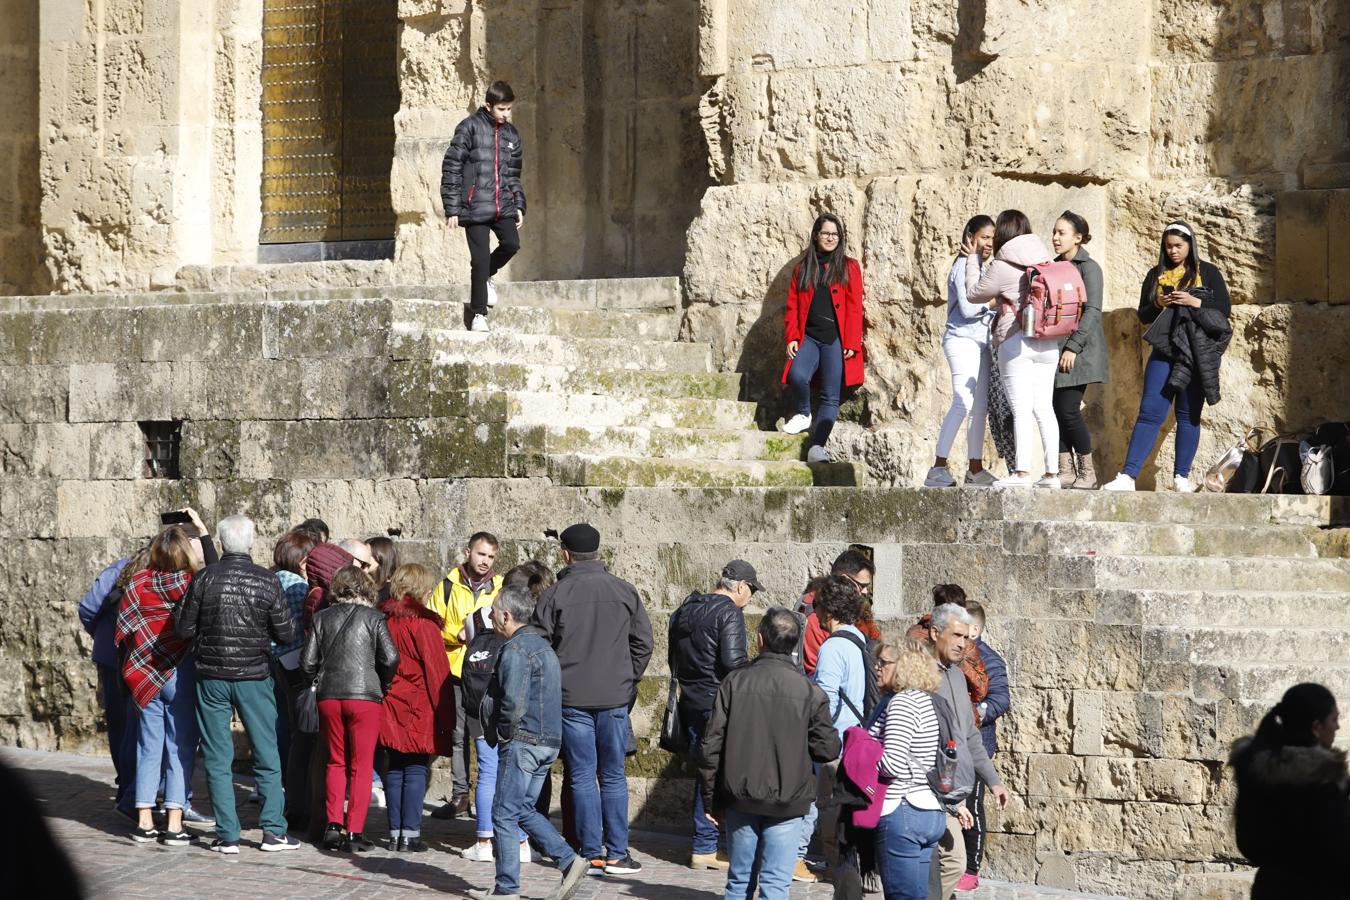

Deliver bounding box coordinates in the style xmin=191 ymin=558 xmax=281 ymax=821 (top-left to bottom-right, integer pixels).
xmin=115 ymin=569 xmax=194 ymax=709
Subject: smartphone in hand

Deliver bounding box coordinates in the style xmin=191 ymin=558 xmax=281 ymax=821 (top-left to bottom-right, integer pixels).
xmin=160 ymin=510 xmax=193 ymax=526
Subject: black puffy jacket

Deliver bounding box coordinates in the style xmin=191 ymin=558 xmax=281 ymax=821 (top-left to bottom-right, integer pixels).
xmin=174 ymin=553 xmax=296 ymax=681
xmin=301 ymin=601 xmax=400 ymax=703
xmin=440 ymin=107 xmax=525 ymax=225
xmin=669 ymin=591 xmax=749 ymax=713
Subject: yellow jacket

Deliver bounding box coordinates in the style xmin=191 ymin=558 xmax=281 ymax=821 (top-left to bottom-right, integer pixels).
xmin=426 ymin=567 xmax=503 ymax=677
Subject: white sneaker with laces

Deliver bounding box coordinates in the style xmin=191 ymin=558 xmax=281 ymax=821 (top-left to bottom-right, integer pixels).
xmin=994 ymin=474 xmax=1035 ymax=488
xmin=1174 ymin=475 xmax=1196 ymax=493
xmin=1101 ymin=473 xmax=1136 ymax=492
xmin=486 ymin=278 xmax=499 ymax=307
xmin=963 ymin=469 xmax=996 ymax=488
xmin=1034 ymin=476 xmax=1062 ymax=489
xmin=781 ymin=414 xmax=811 ymax=435
xmin=470 ymin=314 xmax=490 ymax=333
xmin=923 ymin=466 xmax=956 ymax=488
xmin=806 ymin=445 xmax=832 ymax=464
xmin=461 ymin=841 xmax=495 ymax=862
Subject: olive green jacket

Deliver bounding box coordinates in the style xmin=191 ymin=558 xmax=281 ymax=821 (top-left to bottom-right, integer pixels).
xmin=1055 ymin=246 xmax=1108 ymax=388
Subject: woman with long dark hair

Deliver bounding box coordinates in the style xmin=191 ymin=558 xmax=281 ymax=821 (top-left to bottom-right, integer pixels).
xmin=1230 ymin=683 xmax=1348 ymax=897
xmin=1050 ymin=211 xmax=1107 ymax=489
xmin=1102 ymin=220 xmax=1231 ymax=491
xmin=365 ymin=536 xmax=399 ymax=602
xmin=781 ymin=212 xmax=865 ymax=464
xmin=966 ymin=210 xmax=1061 ymax=487
xmin=926 ymin=215 xmax=997 ymax=488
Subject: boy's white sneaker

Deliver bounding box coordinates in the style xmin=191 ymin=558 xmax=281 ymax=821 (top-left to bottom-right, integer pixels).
xmin=486 ymin=278 xmax=498 ymax=307
xmin=1101 ymin=473 xmax=1136 ymax=492
xmin=470 ymin=314 xmax=490 ymax=333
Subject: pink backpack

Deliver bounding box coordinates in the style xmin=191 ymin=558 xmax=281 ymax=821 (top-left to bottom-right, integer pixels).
xmin=838 ymin=725 xmax=888 ymax=828
xmin=1021 ymin=261 xmax=1086 ymax=339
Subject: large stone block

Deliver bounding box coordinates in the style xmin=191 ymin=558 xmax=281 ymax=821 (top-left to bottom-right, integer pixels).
xmin=725 ymin=0 xmax=869 ymax=71
xmin=980 ymin=0 xmax=1151 ymax=62
xmin=133 ymin=302 xmax=265 ymax=361
xmin=1275 ymin=190 xmax=1330 ymax=302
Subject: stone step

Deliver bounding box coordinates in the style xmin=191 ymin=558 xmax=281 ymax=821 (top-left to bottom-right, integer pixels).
xmin=1001 ymin=520 xmax=1324 ymax=560
xmin=548 ymin=454 xmax=865 ymax=488
xmin=1095 ymin=555 xmax=1350 ymax=592
xmin=491 ymin=276 xmax=680 ymax=311
xmin=989 ymin=490 xmax=1339 ymax=528
xmin=1190 ymin=661 xmax=1350 ymax=704
xmin=429 ymin=361 xmax=742 ymax=401
xmin=508 ymin=423 xmax=805 ymax=462
xmin=1108 ymin=589 xmax=1350 ymax=627
xmin=421 ymin=330 xmax=712 ymax=373
xmin=480 ymin=390 xmax=757 ymax=430
xmin=480 ymin=305 xmax=678 ymax=340
xmin=1145 ymin=624 xmax=1350 ymax=665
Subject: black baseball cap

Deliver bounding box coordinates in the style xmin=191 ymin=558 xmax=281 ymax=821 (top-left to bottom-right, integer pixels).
xmin=559 ymin=523 xmax=601 ymax=553
xmin=722 ymin=559 xmax=764 ymax=593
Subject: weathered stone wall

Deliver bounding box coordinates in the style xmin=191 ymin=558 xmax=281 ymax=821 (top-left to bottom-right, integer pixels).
xmin=0 ymin=0 xmax=43 ymax=294
xmin=685 ymin=0 xmax=1350 ymax=488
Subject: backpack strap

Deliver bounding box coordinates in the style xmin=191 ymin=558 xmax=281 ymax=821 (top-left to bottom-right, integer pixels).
xmin=825 ymin=629 xmax=878 ymax=713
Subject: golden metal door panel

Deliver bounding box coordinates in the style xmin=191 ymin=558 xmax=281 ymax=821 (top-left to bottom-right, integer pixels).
xmin=260 ymin=0 xmax=397 ymax=245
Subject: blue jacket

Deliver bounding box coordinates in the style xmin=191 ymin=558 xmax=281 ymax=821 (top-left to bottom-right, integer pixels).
xmin=976 ymin=638 xmax=1010 ymax=757
xmin=483 ymin=626 xmax=562 ymax=749
xmin=77 ymin=559 xmax=129 ymax=668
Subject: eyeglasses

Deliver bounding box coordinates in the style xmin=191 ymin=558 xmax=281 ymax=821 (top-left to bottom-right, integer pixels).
xmin=840 ymin=572 xmax=872 ymax=595
xmin=817 ymin=231 xmax=840 ymax=239
xmin=876 ymin=657 xmax=898 ymax=667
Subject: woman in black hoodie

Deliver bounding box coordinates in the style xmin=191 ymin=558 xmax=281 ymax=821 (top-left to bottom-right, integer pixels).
xmin=1230 ymin=682 xmax=1349 ymax=898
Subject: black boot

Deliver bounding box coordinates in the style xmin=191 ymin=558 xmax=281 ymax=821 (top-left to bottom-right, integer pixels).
xmin=321 ymin=822 xmax=343 ymax=851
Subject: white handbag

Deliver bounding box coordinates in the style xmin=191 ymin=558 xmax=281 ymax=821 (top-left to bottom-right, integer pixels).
xmin=1300 ymin=441 xmax=1334 ymax=495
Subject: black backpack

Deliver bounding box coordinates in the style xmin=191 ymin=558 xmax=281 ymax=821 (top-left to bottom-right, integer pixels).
xmin=824 ymin=629 xmax=880 ymax=721
xmin=460 ymin=624 xmax=506 ymax=722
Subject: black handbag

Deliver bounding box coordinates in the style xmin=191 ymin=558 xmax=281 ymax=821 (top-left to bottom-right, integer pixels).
xmin=658 ymin=679 xmax=688 ymax=755
xmin=1228 ymin=434 xmax=1304 ymax=495
xmin=296 ymin=606 xmax=359 ymax=734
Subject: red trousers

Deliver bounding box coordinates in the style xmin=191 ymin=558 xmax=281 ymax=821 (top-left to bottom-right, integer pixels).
xmin=319 ymin=698 xmax=382 ymax=832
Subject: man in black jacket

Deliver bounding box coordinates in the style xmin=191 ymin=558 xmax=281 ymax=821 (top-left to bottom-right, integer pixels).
xmin=698 ymin=608 xmax=840 ymax=900
xmin=441 ymin=80 xmax=526 ymax=334
xmin=532 ymin=523 xmax=653 ymax=876
xmin=669 ymin=559 xmax=759 ymax=869
xmin=174 ymin=514 xmax=298 ymax=855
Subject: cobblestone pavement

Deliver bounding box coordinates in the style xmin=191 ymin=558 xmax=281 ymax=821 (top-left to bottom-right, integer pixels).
xmin=5 ymin=748 xmax=1122 ymax=900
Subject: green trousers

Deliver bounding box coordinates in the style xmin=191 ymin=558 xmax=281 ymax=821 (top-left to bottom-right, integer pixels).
xmin=196 ymin=676 xmax=287 ymax=843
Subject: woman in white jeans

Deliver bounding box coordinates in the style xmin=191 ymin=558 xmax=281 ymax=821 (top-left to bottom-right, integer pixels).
xmin=965 ymin=210 xmax=1060 ymax=488
xmin=925 ymin=215 xmax=998 ymax=488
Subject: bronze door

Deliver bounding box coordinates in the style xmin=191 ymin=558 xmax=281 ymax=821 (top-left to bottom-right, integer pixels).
xmin=260 ymin=0 xmax=398 ymax=244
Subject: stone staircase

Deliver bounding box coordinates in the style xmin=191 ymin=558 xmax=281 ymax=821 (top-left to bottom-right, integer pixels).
xmin=387 ymin=276 xmax=864 ymax=488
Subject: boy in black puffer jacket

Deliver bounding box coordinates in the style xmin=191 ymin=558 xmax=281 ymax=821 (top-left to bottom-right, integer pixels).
xmin=441 ymin=80 xmax=526 ymax=334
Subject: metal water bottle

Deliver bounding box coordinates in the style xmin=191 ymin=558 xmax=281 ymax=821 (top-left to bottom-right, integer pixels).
xmin=937 ymin=740 xmax=959 ymax=793
xmin=1021 ymin=302 xmax=1036 ymax=338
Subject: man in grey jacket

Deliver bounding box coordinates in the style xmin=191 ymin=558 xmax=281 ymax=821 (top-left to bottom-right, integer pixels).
xmin=927 ymin=602 xmax=1011 ymax=900
xmin=532 ymin=523 xmax=653 ymax=876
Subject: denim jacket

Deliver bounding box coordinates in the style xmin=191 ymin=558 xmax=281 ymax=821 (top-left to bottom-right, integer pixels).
xmin=482 ymin=626 xmax=562 ymax=749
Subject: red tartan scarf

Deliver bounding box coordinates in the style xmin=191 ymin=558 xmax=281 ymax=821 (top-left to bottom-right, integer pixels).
xmin=115 ymin=569 xmax=194 ymax=709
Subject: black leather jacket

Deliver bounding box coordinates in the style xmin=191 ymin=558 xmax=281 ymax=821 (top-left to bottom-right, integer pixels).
xmin=440 ymin=107 xmax=525 ymax=225
xmin=668 ymin=591 xmax=749 ymax=713
xmin=174 ymin=553 xmax=296 ymax=681
xmin=301 ymin=601 xmax=400 ymax=703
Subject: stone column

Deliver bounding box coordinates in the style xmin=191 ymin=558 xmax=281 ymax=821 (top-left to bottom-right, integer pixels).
xmin=0 ymin=0 xmax=43 ymax=294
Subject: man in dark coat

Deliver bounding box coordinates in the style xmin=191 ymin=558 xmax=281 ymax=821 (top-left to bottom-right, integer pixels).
xmin=668 ymin=559 xmax=759 ymax=868
xmin=440 ymin=80 xmax=526 ymax=334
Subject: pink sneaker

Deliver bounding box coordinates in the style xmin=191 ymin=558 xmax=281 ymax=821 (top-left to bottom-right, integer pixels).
xmin=955 ymin=873 xmax=980 ymax=891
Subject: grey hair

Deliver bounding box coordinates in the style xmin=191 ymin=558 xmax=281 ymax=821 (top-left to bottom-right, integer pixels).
xmin=217 ymin=515 xmax=255 ymax=555
xmin=718 ymin=576 xmax=741 ymax=592
xmin=495 ymin=584 xmax=536 ymax=624
xmin=567 ymin=549 xmax=600 ymax=562
xmin=931 ymin=602 xmax=973 ymax=634
xmin=338 ymin=538 xmax=370 ymax=557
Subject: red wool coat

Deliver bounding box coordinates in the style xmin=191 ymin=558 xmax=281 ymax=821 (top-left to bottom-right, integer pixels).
xmin=782 ymin=256 xmax=866 ymax=387
xmin=378 ymin=594 xmax=455 ymax=756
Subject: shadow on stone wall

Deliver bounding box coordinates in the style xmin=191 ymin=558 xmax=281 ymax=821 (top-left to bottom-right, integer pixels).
xmin=0 ymin=0 xmax=43 ymax=295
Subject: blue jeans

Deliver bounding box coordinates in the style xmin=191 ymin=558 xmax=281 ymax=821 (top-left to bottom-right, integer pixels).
xmin=786 ymin=334 xmax=844 ymax=447
xmin=685 ymin=708 xmax=719 ymax=855
xmin=874 ymin=801 xmax=947 ymax=900
xmin=384 ymin=749 xmax=429 ymax=839
xmin=561 ymin=706 xmax=630 ymax=860
xmin=492 ymin=741 xmax=578 ymax=895
xmin=475 ymin=736 xmax=526 ymax=840
xmin=1121 ymin=351 xmax=1206 ymax=478
xmin=134 ymin=661 xmax=198 ymax=810
xmin=724 ymin=808 xmax=803 ymax=900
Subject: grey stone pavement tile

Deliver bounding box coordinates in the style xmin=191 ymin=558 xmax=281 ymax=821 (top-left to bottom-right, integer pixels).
xmin=3 ymin=747 xmax=1121 ymax=900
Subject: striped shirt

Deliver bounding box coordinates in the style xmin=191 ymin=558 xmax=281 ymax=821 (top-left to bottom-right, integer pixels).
xmin=869 ymin=689 xmax=941 ymax=814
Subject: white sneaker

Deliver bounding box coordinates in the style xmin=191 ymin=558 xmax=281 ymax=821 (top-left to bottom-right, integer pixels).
xmin=1101 ymin=473 xmax=1136 ymax=492
xmin=1174 ymin=475 xmax=1195 ymax=493
xmin=806 ymin=445 xmax=832 ymax=464
xmin=781 ymin=414 xmax=811 ymax=435
xmin=486 ymin=278 xmax=498 ymax=307
xmin=994 ymin=474 xmax=1035 ymax=488
xmin=370 ymin=786 xmax=386 ymax=809
xmin=470 ymin=314 xmax=490 ymax=333
xmin=963 ymin=469 xmax=996 ymax=488
xmin=519 ymin=840 xmax=531 ymax=864
xmin=1034 ymin=476 xmax=1062 ymax=489
xmin=461 ymin=841 xmax=495 ymax=862
xmin=923 ymin=466 xmax=957 ymax=488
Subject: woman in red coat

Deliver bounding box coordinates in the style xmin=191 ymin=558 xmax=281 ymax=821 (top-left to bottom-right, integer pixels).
xmin=378 ymin=563 xmax=454 ymax=852
xmin=781 ymin=212 xmax=865 ymax=463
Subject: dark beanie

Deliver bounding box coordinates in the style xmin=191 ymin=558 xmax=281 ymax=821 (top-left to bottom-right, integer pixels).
xmin=560 ymin=523 xmax=600 ymax=553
